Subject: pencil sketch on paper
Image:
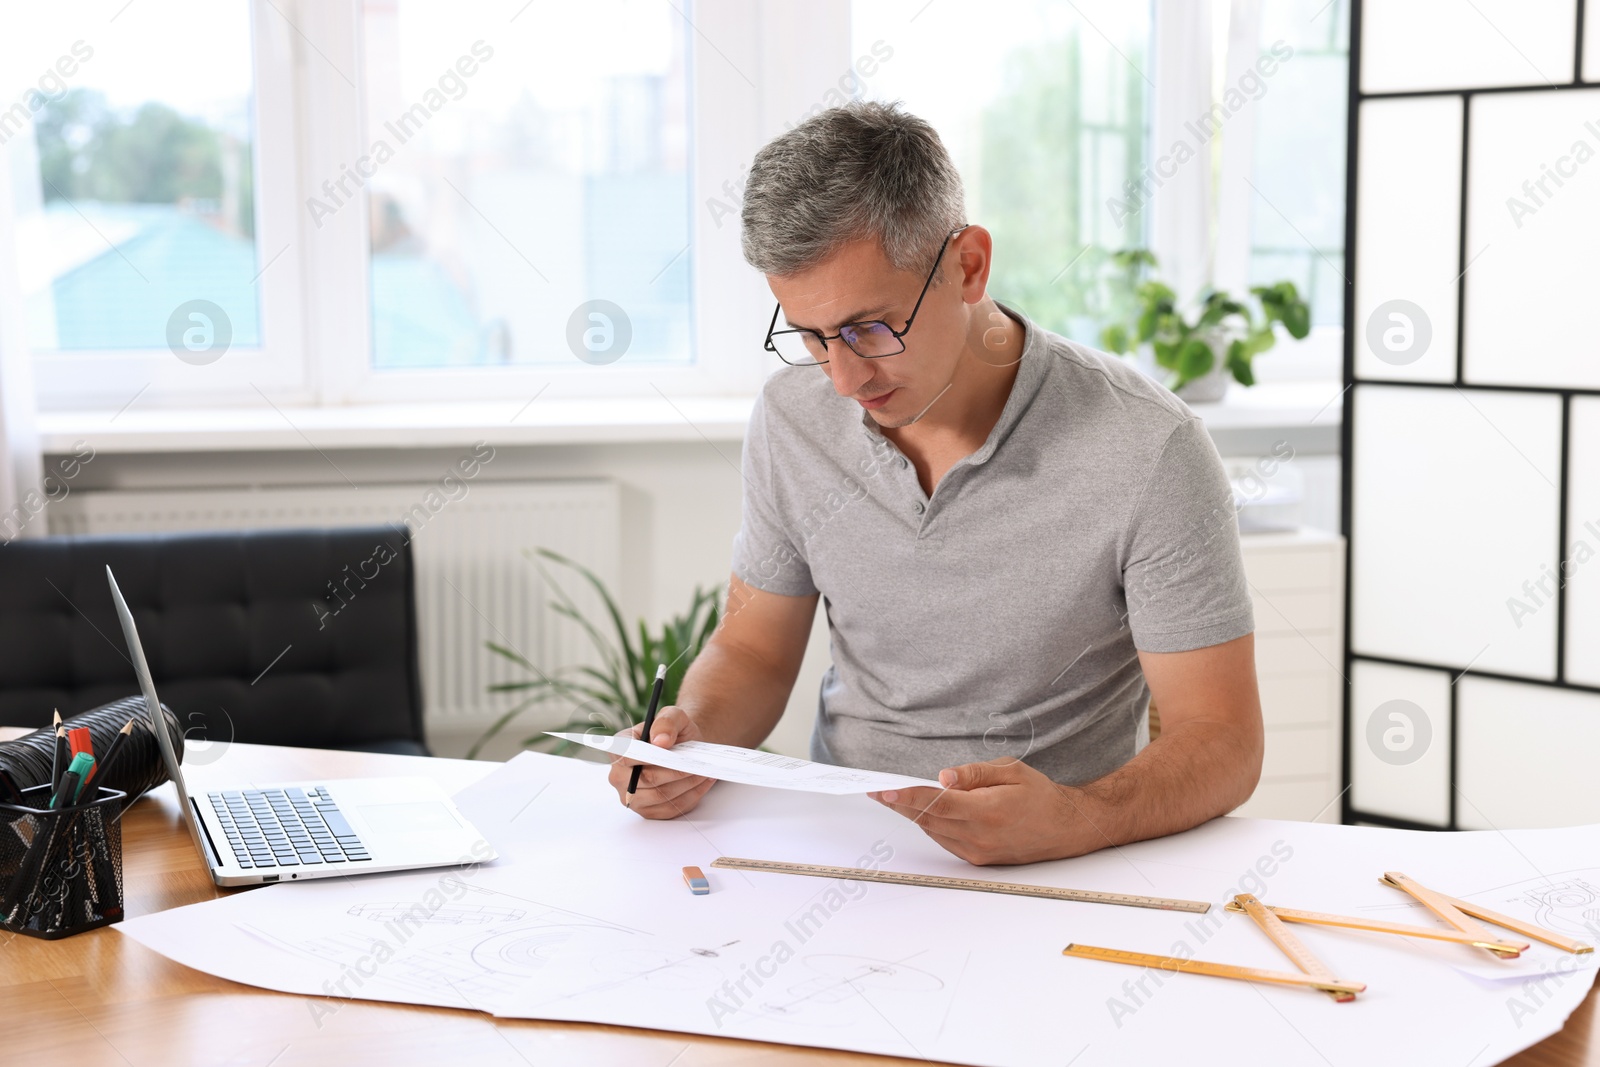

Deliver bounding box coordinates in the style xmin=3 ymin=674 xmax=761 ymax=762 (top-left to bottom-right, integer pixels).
xmin=251 ymin=888 xmax=649 ymax=1004
xmin=542 ymin=938 xmax=745 ymax=998
xmin=749 ymin=953 xmax=948 ymax=1028
xmin=348 ymin=903 xmax=528 ymax=924
xmin=1489 ymin=870 xmax=1600 ymax=941
xmin=502 ymin=940 xmax=745 ymax=1004
xmin=1342 ymin=867 xmax=1600 ymax=938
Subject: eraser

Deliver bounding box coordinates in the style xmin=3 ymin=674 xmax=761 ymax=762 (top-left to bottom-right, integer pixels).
xmin=682 ymin=865 xmax=710 ymax=895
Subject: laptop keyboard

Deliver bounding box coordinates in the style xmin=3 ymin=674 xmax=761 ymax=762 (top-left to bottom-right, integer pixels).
xmin=208 ymin=786 xmax=371 ymax=869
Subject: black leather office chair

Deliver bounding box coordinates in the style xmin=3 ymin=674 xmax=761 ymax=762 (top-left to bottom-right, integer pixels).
xmin=0 ymin=526 xmax=429 ymax=756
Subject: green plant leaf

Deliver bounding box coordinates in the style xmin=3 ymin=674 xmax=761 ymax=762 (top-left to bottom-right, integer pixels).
xmin=1156 ymin=310 xmax=1190 ymax=343
xmin=1094 ymin=260 xmax=1304 ymax=392
xmin=527 ymin=675 xmax=616 ymax=708
xmin=574 ymin=665 xmax=629 ymax=707
xmin=485 ymin=681 xmax=554 ymax=693
xmin=1197 ymin=296 xmax=1248 ymax=331
xmin=1100 ymin=323 xmax=1131 ymax=354
xmin=536 ymin=548 xmax=643 ymax=703
xmin=1250 ymin=282 xmax=1310 ymax=340
xmin=1136 ymin=307 xmax=1160 ymax=344
xmin=1136 ymin=280 xmax=1176 ymax=307
xmin=531 ymin=560 xmax=622 ymax=680
xmin=1282 ymin=301 xmax=1311 ymax=338
xmin=471 ymin=547 xmax=729 ymax=759
xmin=484 ymin=640 xmax=543 ymax=675
xmin=1226 ymin=339 xmax=1256 ymax=386
xmin=1175 ymin=338 xmax=1214 ymax=383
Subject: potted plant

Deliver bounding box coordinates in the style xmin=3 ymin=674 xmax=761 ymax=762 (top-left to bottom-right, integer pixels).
xmin=1097 ymin=249 xmax=1311 ymax=403
xmin=467 ymin=548 xmax=721 ymax=759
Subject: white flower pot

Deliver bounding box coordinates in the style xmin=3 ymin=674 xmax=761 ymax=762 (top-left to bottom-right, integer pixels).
xmin=1176 ymin=361 xmax=1230 ymax=403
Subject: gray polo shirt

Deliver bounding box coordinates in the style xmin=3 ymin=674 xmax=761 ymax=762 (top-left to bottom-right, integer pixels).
xmin=730 ymin=304 xmax=1254 ymax=785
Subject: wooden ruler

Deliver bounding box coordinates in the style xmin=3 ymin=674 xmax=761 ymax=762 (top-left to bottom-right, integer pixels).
xmin=1383 ymin=872 xmax=1591 ymax=956
xmin=1062 ymin=943 xmax=1367 ymax=998
xmin=711 ymin=857 xmax=1211 ymax=913
xmin=1223 ymin=899 xmax=1530 ymax=955
xmin=1060 ymin=872 xmax=1588 ymax=1002
xmin=1231 ymin=893 xmax=1363 ymax=1002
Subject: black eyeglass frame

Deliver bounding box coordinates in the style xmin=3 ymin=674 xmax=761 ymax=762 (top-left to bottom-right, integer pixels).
xmin=762 ymin=225 xmax=969 ymax=367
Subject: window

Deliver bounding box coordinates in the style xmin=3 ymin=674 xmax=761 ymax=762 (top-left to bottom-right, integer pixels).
xmin=1246 ymin=0 xmax=1349 ymax=330
xmin=3 ymin=1 xmax=1341 ymax=411
xmin=356 ymin=0 xmax=693 ymax=369
xmin=3 ymin=2 xmax=303 ymax=407
xmin=852 ymin=0 xmax=1151 ymax=346
xmin=18 ymin=9 xmax=258 ymax=352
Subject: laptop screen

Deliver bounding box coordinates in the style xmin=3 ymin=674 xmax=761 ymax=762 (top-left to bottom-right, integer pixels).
xmin=105 ymin=566 xmax=210 ymax=864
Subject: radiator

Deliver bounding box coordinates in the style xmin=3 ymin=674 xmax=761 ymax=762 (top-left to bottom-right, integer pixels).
xmin=47 ymin=481 xmax=622 ymax=735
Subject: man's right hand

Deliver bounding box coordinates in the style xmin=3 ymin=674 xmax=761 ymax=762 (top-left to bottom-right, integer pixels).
xmin=602 ymin=573 xmax=818 ymax=819
xmin=606 ymin=705 xmax=716 ymax=819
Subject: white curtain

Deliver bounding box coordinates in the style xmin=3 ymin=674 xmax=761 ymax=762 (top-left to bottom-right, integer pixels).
xmin=1149 ymin=0 xmax=1216 ymax=306
xmin=0 ymin=142 xmax=43 ymax=541
xmin=1213 ymin=0 xmax=1265 ymax=296
xmin=1150 ymin=0 xmax=1270 ymax=304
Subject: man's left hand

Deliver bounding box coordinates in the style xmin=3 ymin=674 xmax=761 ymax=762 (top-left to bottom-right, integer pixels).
xmin=869 ymin=758 xmax=1096 ymax=866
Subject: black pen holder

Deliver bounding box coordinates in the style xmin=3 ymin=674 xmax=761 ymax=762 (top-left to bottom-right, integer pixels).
xmin=0 ymin=783 xmax=126 ymax=939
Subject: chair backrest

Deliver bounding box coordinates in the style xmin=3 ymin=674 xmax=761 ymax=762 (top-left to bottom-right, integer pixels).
xmin=0 ymin=526 xmax=425 ymax=752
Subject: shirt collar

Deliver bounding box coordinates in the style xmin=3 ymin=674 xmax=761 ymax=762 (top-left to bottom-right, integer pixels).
xmin=859 ymin=300 xmax=1050 ymax=469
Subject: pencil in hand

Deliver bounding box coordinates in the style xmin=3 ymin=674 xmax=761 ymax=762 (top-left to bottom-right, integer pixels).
xmin=626 ymin=664 xmax=669 ymax=797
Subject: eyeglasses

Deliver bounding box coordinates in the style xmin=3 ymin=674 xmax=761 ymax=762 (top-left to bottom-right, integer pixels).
xmin=763 ymin=225 xmax=968 ymax=367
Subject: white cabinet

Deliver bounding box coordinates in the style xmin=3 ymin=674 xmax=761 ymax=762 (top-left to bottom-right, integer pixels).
xmin=1230 ymin=529 xmax=1346 ymax=823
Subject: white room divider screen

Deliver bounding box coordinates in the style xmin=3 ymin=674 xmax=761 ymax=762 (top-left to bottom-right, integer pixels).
xmin=1344 ymin=0 xmax=1600 ymax=829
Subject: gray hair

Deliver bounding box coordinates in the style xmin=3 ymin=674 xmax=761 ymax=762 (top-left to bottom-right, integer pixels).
xmin=740 ymin=101 xmax=966 ymax=277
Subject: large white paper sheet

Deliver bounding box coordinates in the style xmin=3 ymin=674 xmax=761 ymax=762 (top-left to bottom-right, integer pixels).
xmin=547 ymin=731 xmax=942 ymax=793
xmin=118 ymin=752 xmax=1600 ymax=1066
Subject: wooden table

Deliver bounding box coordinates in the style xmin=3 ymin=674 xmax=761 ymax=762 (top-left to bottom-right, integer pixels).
xmin=1 ymin=732 xmax=1595 ymax=1066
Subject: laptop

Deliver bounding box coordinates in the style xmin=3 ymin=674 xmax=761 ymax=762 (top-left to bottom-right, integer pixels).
xmin=107 ymin=566 xmax=496 ymax=887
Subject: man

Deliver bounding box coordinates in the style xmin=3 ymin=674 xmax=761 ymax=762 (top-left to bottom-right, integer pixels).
xmin=607 ymin=101 xmax=1262 ymax=866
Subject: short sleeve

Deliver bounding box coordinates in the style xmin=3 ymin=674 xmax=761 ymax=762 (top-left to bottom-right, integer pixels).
xmin=730 ymin=389 xmax=819 ymax=597
xmin=1122 ymin=417 xmax=1255 ymax=652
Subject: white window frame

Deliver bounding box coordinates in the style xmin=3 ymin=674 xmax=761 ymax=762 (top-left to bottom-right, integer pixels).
xmin=27 ymin=1 xmax=308 ymax=409
xmin=19 ymin=1 xmax=1309 ymax=410
xmin=16 ymin=0 xmax=804 ymax=411
xmin=301 ymin=0 xmax=787 ymax=406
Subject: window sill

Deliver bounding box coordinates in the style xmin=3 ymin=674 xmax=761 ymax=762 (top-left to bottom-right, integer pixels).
xmin=37 ymin=396 xmax=758 ymax=454
xmin=36 ymin=381 xmax=1345 ymax=455
xmin=1183 ymin=379 xmax=1346 ymax=429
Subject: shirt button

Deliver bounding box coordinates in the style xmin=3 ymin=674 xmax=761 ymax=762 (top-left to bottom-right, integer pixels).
xmin=896 ymin=456 xmax=909 ymax=469
xmin=912 ymin=501 xmax=925 ymax=515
